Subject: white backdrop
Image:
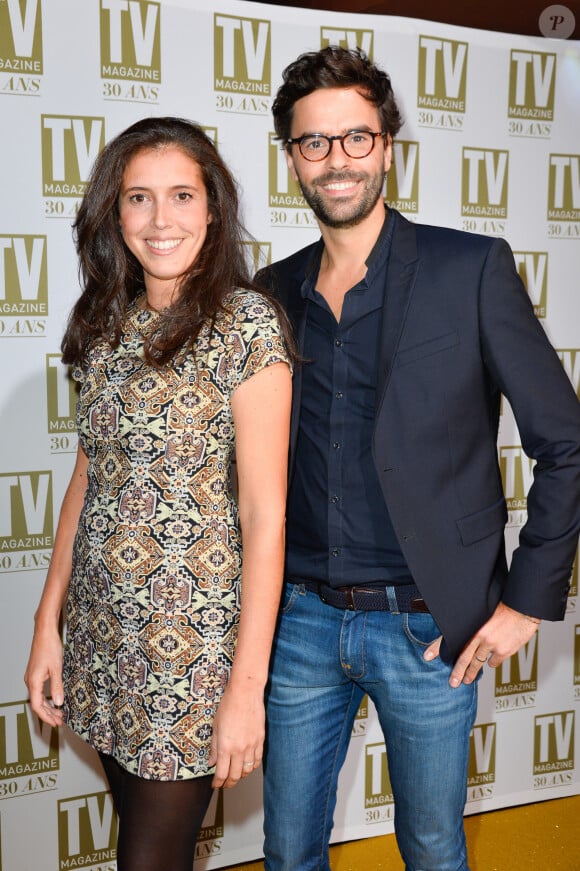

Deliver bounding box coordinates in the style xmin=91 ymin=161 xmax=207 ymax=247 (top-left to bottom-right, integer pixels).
xmin=0 ymin=1 xmax=578 ymax=868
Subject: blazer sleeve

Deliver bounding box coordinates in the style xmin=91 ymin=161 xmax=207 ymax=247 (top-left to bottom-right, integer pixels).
xmin=479 ymin=237 xmax=580 ymax=618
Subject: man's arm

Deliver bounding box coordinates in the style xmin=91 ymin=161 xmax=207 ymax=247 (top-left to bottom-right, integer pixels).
xmin=428 ymin=237 xmax=580 ymax=683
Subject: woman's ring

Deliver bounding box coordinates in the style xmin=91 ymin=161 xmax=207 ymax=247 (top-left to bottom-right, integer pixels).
xmin=475 ymin=655 xmax=487 ymax=663
xmin=243 ymin=761 xmax=254 ymax=767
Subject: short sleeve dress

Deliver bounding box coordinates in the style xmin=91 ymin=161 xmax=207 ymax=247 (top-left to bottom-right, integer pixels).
xmin=62 ymin=289 xmax=290 ymax=780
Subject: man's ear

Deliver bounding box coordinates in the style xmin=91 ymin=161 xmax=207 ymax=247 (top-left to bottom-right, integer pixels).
xmin=383 ymin=134 xmax=393 ymax=174
xmin=285 ymin=146 xmax=299 ymax=182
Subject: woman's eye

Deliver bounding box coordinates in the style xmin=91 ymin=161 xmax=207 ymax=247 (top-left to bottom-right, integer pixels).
xmin=176 ymin=191 xmax=192 ymax=202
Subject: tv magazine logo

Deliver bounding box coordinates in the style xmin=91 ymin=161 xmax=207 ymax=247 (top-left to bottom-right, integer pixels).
xmin=461 ymin=148 xmax=508 ymax=234
xmin=507 ymin=50 xmax=556 ymax=138
xmin=320 ymin=27 xmax=373 ymax=58
xmin=46 ymin=353 xmax=78 ymax=456
xmin=214 ymin=13 xmax=271 ymax=115
xmin=499 ymin=445 xmax=533 ymax=527
xmin=195 ymin=788 xmax=224 ymax=860
xmin=0 ymin=470 xmax=53 ymax=572
xmin=352 ymin=694 xmax=369 ymax=738
xmin=59 ymin=790 xmax=117 ymax=870
xmin=513 ymin=251 xmax=548 ymax=318
xmin=0 ymin=700 xmax=59 ymax=799
xmin=467 ymin=723 xmax=496 ymax=802
xmin=0 ymin=234 xmax=47 ymax=338
xmin=556 ymin=349 xmax=580 ymax=400
xmin=495 ymin=636 xmax=538 ymax=712
xmin=268 ymin=132 xmax=317 ymax=230
xmin=100 ymin=0 xmax=161 ymax=103
xmin=574 ymin=625 xmax=580 ymax=699
xmin=387 ymin=141 xmax=420 ymax=214
xmin=242 ymin=240 xmax=271 ymax=275
xmin=41 ymin=115 xmax=106 ymax=219
xmin=202 ymin=126 xmax=218 ymax=147
xmin=533 ymin=711 xmax=575 ymax=790
xmin=0 ymin=0 xmax=43 ymax=96
xmin=417 ymin=36 xmax=467 ymax=130
xmin=547 ymin=154 xmax=580 ymax=237
xmin=364 ymin=742 xmax=394 ymax=824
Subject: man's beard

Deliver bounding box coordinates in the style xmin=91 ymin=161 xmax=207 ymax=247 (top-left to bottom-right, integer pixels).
xmin=296 ymin=168 xmax=385 ymax=229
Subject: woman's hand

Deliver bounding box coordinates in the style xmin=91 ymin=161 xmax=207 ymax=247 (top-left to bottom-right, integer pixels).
xmin=23 ymin=444 xmax=89 ymax=728
xmin=208 ymin=682 xmax=265 ymax=788
xmin=24 ymin=624 xmax=65 ymax=727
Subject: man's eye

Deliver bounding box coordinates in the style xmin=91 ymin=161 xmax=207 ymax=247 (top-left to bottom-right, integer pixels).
xmin=304 ymin=138 xmax=324 ymax=151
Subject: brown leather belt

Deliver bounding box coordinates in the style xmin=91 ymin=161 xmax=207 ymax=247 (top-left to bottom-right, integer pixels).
xmin=298 ymin=581 xmax=430 ymax=613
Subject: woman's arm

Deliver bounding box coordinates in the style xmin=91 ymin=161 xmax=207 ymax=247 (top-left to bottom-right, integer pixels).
xmin=24 ymin=443 xmax=89 ymax=727
xmin=209 ymin=361 xmax=292 ymax=788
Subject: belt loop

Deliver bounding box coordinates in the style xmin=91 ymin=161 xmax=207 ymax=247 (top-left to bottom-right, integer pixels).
xmin=385 ymin=586 xmax=399 ymax=614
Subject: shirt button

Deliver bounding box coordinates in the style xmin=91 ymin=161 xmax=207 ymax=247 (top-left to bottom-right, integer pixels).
xmin=331 ymin=548 xmax=340 ymax=557
xmin=335 ymin=339 xmax=343 ymax=347
xmin=333 ymin=442 xmax=341 ymax=450
xmin=335 ymin=391 xmax=343 ymax=399
xmin=330 ymin=495 xmax=339 ymax=503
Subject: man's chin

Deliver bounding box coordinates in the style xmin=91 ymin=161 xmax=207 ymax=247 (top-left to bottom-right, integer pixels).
xmin=311 ymin=202 xmax=376 ymax=229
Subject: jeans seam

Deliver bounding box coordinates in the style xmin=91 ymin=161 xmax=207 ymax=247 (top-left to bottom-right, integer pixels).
xmin=317 ymin=682 xmax=360 ymax=870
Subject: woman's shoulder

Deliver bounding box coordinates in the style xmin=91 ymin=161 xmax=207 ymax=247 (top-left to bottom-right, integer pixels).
xmin=226 ymin=287 xmax=277 ymax=311
xmin=221 ymin=287 xmax=282 ymax=328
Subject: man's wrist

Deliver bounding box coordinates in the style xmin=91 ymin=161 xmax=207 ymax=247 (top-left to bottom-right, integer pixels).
xmin=522 ymin=613 xmax=541 ymax=625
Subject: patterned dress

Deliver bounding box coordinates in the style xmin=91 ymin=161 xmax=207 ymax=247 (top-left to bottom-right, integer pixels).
xmin=62 ymin=289 xmax=290 ymax=780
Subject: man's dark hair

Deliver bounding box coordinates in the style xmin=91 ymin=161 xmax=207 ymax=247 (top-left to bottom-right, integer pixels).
xmin=272 ymin=46 xmax=403 ymax=145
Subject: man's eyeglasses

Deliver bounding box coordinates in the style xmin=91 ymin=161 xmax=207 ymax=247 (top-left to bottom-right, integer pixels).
xmin=286 ymin=130 xmax=386 ymax=162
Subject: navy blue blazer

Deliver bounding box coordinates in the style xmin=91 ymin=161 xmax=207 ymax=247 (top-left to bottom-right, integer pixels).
xmin=258 ymin=209 xmax=580 ymax=662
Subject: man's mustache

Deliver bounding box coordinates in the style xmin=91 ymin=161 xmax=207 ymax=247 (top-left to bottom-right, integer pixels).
xmin=312 ymin=171 xmax=367 ymax=185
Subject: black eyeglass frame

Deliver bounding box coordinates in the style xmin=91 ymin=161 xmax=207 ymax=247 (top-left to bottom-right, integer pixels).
xmin=285 ymin=130 xmax=387 ymax=162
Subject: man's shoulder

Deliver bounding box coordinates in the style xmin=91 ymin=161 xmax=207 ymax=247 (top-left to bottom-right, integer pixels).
xmin=398 ymin=211 xmax=502 ymax=255
xmin=255 ymin=239 xmax=320 ymax=296
xmin=266 ymin=240 xmax=319 ymax=277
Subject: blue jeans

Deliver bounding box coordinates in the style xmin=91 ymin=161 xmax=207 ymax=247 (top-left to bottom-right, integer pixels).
xmin=263 ymin=584 xmax=478 ymax=871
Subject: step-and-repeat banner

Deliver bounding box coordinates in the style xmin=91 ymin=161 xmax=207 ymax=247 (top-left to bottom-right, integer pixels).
xmin=0 ymin=1 xmax=578 ymax=868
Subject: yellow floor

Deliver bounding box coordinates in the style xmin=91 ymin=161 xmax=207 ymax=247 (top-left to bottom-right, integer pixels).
xmin=227 ymin=794 xmax=580 ymax=870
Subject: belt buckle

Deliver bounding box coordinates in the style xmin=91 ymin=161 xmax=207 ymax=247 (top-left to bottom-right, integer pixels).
xmin=317 ymin=583 xmax=356 ymax=610
xmin=344 ymin=588 xmax=355 ymax=610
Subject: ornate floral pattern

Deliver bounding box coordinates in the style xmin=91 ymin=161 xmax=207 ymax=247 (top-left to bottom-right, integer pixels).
xmin=63 ymin=290 xmax=289 ymax=779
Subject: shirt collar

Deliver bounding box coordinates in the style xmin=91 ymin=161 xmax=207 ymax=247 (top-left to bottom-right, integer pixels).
xmin=301 ymin=207 xmax=393 ymax=301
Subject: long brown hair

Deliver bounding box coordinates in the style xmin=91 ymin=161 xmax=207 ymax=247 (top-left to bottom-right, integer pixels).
xmin=62 ymin=116 xmax=294 ymax=366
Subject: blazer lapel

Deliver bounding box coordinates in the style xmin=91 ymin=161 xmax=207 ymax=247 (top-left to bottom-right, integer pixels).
xmin=375 ymin=211 xmax=420 ymax=413
xmin=278 ymin=258 xmax=310 ymax=471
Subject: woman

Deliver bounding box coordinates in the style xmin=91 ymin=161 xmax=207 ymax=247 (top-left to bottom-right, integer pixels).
xmin=24 ymin=117 xmax=293 ymax=871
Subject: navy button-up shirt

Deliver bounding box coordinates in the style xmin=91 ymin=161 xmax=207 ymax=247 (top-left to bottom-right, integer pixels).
xmin=286 ymin=213 xmax=412 ymax=587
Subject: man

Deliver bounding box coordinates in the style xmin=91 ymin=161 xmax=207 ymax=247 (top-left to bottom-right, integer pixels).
xmin=256 ymin=46 xmax=580 ymax=871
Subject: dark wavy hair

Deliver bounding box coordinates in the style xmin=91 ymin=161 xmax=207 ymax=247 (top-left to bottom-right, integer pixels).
xmin=62 ymin=116 xmax=294 ymax=367
xmin=272 ymin=46 xmax=403 ymax=145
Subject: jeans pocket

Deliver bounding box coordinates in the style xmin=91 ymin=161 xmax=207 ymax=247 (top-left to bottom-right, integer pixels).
xmin=403 ymin=612 xmax=441 ymax=648
xmin=280 ymin=582 xmax=303 ymax=614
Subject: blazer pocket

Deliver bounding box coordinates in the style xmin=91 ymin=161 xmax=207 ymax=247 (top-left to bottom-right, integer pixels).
xmin=456 ymin=497 xmax=508 ymax=546
xmin=395 ymin=331 xmax=459 ymax=367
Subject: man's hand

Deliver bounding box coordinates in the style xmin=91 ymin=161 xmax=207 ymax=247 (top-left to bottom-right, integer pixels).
xmin=424 ymin=602 xmax=541 ymax=688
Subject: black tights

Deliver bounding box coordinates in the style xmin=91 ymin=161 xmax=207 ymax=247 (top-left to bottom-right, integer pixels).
xmin=99 ymin=753 xmax=214 ymax=871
